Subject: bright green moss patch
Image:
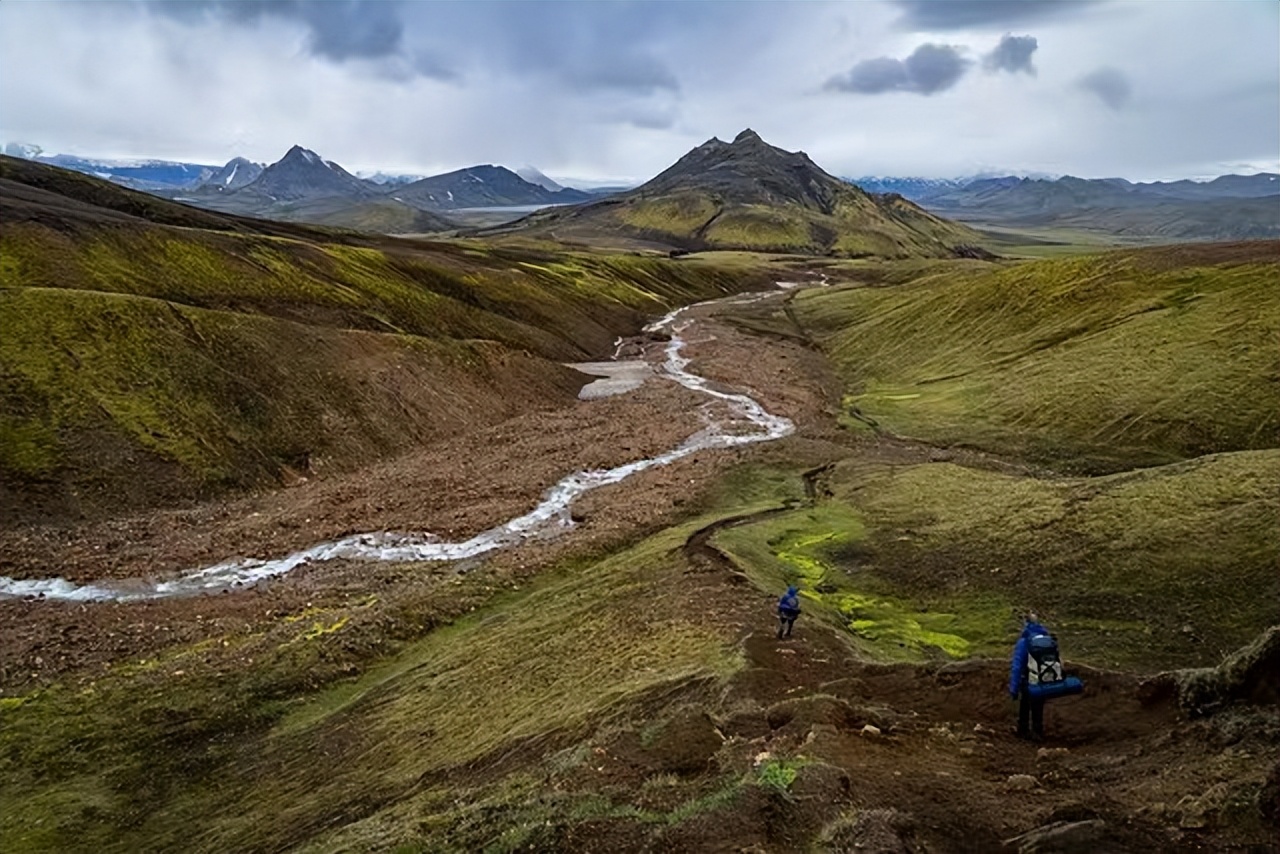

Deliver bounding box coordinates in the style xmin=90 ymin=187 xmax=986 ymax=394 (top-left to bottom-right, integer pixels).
xmin=826 ymin=451 xmax=1280 ymax=669
xmin=712 ymin=501 xmax=1011 ymax=661
xmin=755 ymin=758 xmax=803 ymax=794
xmin=835 ymin=592 xmax=1011 ymax=659
xmin=704 ymin=206 xmax=813 ymax=251
xmin=617 ymin=194 xmax=719 ymax=235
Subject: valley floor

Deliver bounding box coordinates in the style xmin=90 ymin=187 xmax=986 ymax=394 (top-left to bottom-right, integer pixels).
xmin=1 ymin=281 xmax=1276 ymax=852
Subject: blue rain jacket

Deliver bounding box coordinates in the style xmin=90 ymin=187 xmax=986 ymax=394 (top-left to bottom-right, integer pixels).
xmin=777 ymin=586 xmax=801 ymax=618
xmin=1008 ymin=620 xmax=1050 ymax=697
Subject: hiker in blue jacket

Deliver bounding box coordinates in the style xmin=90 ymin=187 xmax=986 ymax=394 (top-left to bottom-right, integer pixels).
xmin=776 ymin=586 xmax=801 ymax=639
xmin=1009 ymin=614 xmax=1084 ymax=740
xmin=1009 ymin=616 xmax=1051 ymax=740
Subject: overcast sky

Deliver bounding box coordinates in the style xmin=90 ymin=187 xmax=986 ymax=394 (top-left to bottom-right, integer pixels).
xmin=2 ymin=0 xmax=1276 ymax=182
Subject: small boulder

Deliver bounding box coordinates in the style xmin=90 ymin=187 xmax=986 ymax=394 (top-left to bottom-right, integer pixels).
xmin=861 ymin=724 xmax=883 ymax=737
xmin=1006 ymin=774 xmax=1039 ymax=791
xmin=1037 ymin=747 xmax=1070 ymax=762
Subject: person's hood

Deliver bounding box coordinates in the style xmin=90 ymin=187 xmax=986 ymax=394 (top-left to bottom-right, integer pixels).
xmin=786 ymin=586 xmax=799 ymax=596
xmin=1022 ymin=621 xmax=1050 ymax=638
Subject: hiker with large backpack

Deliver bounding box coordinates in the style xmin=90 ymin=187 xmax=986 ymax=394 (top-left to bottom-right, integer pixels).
xmin=1008 ymin=614 xmax=1084 ymax=740
xmin=776 ymin=586 xmax=801 ymax=639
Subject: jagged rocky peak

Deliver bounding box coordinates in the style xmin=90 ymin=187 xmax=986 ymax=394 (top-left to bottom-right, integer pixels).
xmin=733 ymin=128 xmax=764 ymax=144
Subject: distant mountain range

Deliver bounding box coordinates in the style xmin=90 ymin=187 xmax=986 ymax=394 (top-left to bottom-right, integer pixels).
xmin=847 ymin=172 xmax=1280 ymax=241
xmin=2 ymin=143 xmax=220 ymax=192
xmin=7 ymin=139 xmax=1273 ymax=241
xmin=486 ymin=128 xmax=980 ymax=257
xmin=2 ymin=142 xmax=598 ymax=234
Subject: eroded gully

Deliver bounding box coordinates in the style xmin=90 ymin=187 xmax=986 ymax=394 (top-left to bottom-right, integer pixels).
xmin=0 ymin=290 xmax=796 ymax=603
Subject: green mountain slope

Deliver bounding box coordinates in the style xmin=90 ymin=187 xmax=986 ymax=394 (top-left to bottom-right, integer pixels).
xmin=489 ymin=130 xmax=981 ymax=258
xmin=793 ymin=241 xmax=1280 ymax=471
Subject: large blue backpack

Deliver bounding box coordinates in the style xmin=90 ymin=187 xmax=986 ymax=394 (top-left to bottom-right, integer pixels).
xmin=1027 ymin=634 xmax=1064 ymax=686
xmin=1026 ymin=633 xmax=1083 ymax=699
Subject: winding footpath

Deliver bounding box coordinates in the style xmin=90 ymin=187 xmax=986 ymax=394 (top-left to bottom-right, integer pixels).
xmin=0 ymin=294 xmax=795 ymax=603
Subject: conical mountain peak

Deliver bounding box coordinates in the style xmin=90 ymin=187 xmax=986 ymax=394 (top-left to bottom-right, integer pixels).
xmin=242 ymin=145 xmax=376 ymax=201
xmin=489 ymin=127 xmax=978 ymax=258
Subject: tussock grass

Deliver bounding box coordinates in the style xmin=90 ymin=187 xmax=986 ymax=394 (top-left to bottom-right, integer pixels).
xmin=794 ymin=242 xmax=1280 ymax=471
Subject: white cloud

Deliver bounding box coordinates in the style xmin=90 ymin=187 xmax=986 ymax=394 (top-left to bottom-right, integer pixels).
xmin=0 ymin=1 xmax=1276 ymax=181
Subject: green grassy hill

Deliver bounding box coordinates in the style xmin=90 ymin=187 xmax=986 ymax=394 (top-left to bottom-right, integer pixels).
xmin=713 ymin=240 xmax=1280 ymax=670
xmin=793 ymin=241 xmax=1280 ymax=471
xmin=0 ymin=158 xmax=762 ymax=522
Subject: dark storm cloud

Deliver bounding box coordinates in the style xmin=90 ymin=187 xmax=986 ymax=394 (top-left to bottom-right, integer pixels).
xmin=983 ymin=34 xmax=1038 ymax=74
xmin=826 ymin=43 xmax=970 ymax=95
xmin=151 ymin=0 xmax=454 ymax=76
xmin=894 ymin=0 xmax=1094 ymax=30
xmin=435 ymin=2 xmax=684 ymax=95
xmin=1079 ymin=66 xmax=1132 ymax=109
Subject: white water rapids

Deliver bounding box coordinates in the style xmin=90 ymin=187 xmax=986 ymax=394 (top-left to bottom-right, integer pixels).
xmin=0 ymin=294 xmax=795 ymax=603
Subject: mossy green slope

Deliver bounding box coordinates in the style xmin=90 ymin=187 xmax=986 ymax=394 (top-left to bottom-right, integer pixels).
xmin=0 ymin=163 xmax=765 ymax=520
xmin=523 ymin=188 xmax=980 ymax=258
xmin=0 ymin=287 xmax=586 ymax=507
xmin=0 ymin=519 xmax=744 ymax=854
xmin=793 ymin=241 xmax=1280 ymax=471
xmin=713 ymin=451 xmax=1279 ymax=670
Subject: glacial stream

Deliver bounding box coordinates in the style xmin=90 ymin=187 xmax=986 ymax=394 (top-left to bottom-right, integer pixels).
xmin=0 ymin=294 xmax=795 ymax=603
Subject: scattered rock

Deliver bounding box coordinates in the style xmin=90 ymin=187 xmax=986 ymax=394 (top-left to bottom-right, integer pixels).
xmin=1006 ymin=774 xmax=1039 ymax=791
xmin=1037 ymin=747 xmax=1070 ymax=762
xmin=1005 ymin=819 xmax=1108 ymax=853
xmin=861 ymin=724 xmax=882 ymax=737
